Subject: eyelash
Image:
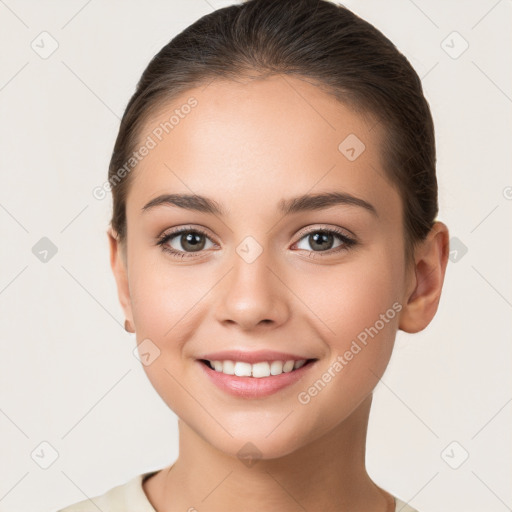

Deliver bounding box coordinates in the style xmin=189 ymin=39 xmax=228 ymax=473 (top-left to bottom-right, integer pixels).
xmin=156 ymin=226 xmax=357 ymax=260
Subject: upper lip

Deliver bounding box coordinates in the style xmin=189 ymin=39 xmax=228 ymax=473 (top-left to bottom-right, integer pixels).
xmin=197 ymin=350 xmax=316 ymax=364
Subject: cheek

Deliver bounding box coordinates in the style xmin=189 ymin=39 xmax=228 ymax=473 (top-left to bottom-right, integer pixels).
xmin=290 ymin=257 xmax=402 ymax=428
xmin=296 ymin=250 xmax=402 ymax=344
xmin=127 ymin=256 xmax=199 ymax=412
xmin=127 ymin=248 xmax=201 ymax=338
xmin=290 ymin=246 xmax=404 ymax=411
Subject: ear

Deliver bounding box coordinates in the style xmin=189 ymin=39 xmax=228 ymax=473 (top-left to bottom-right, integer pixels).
xmin=107 ymin=228 xmax=133 ymax=327
xmin=398 ymin=221 xmax=450 ymax=333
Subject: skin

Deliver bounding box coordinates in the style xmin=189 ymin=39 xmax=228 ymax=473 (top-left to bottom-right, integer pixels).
xmin=108 ymin=74 xmax=449 ymax=512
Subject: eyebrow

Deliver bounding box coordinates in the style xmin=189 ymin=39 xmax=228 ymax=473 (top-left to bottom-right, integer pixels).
xmin=141 ymin=191 xmax=378 ymax=217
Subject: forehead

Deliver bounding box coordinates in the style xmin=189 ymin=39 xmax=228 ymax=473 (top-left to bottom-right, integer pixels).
xmin=127 ymin=75 xmax=399 ymax=220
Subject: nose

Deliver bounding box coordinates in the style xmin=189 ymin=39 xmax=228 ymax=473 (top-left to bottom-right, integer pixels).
xmin=214 ymin=248 xmax=291 ymax=332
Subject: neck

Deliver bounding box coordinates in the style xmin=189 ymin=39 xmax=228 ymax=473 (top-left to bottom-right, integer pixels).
xmin=146 ymin=394 xmax=393 ymax=512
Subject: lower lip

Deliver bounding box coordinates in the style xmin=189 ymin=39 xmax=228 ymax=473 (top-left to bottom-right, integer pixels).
xmin=197 ymin=360 xmax=317 ymax=399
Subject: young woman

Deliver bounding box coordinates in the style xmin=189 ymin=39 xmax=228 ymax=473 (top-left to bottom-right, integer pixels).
xmin=58 ymin=0 xmax=449 ymax=510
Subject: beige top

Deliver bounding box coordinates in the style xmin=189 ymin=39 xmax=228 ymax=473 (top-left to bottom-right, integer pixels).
xmin=57 ymin=471 xmax=420 ymax=512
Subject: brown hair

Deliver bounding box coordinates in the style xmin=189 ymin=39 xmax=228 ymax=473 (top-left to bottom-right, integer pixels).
xmin=108 ymin=0 xmax=438 ymax=267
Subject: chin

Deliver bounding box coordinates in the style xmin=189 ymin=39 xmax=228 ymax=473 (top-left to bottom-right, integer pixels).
xmin=208 ymin=433 xmax=308 ymax=462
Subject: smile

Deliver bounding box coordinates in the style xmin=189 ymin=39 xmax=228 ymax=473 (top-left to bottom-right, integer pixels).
xmin=197 ymin=358 xmax=318 ymax=399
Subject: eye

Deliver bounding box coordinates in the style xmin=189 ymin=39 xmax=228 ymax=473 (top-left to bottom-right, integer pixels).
xmin=156 ymin=225 xmax=357 ymax=260
xmin=156 ymin=227 xmax=216 ymax=258
xmin=293 ymin=227 xmax=357 ymax=256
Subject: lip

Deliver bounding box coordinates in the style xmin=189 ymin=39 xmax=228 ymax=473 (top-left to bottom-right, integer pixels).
xmin=197 ymin=349 xmax=314 ymax=364
xmin=197 ymin=358 xmax=318 ymax=399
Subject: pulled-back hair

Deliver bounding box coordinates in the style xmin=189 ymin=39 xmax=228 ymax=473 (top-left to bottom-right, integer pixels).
xmin=108 ymin=0 xmax=438 ymax=267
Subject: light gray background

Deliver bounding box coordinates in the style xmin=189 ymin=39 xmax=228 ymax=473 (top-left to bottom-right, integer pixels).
xmin=0 ymin=1 xmax=511 ymax=511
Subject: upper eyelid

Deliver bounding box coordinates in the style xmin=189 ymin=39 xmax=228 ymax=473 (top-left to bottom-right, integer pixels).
xmin=160 ymin=226 xmax=217 ymax=243
xmin=295 ymin=224 xmax=355 ymax=241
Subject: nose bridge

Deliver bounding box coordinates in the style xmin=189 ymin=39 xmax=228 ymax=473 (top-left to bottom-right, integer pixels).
xmin=215 ymin=234 xmax=290 ymax=329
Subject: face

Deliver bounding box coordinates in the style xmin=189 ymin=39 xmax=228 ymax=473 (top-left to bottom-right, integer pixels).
xmin=111 ymin=75 xmax=417 ymax=459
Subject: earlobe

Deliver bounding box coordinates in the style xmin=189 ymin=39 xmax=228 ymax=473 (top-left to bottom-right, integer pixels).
xmin=107 ymin=228 xmax=134 ymax=328
xmin=398 ymin=221 xmax=450 ymax=333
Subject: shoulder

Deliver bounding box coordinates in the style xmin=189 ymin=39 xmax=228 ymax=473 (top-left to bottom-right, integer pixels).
xmin=55 ymin=472 xmax=158 ymax=512
xmin=55 ymin=473 xmax=419 ymax=512
xmin=394 ymin=496 xmax=421 ymax=512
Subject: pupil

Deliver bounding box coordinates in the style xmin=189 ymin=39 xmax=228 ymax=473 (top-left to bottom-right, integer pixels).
xmin=310 ymin=232 xmax=333 ymax=251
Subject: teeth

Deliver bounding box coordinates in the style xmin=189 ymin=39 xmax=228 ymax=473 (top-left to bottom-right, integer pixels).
xmin=270 ymin=360 xmax=283 ymax=375
xmin=207 ymin=359 xmax=308 ymax=378
xmin=212 ymin=361 xmax=224 ymax=372
xmin=294 ymin=359 xmax=306 ymax=370
xmin=283 ymin=360 xmax=295 ymax=372
xmin=234 ymin=362 xmax=252 ymax=377
xmin=221 ymin=360 xmax=235 ymax=375
xmin=252 ymin=362 xmax=270 ymax=378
